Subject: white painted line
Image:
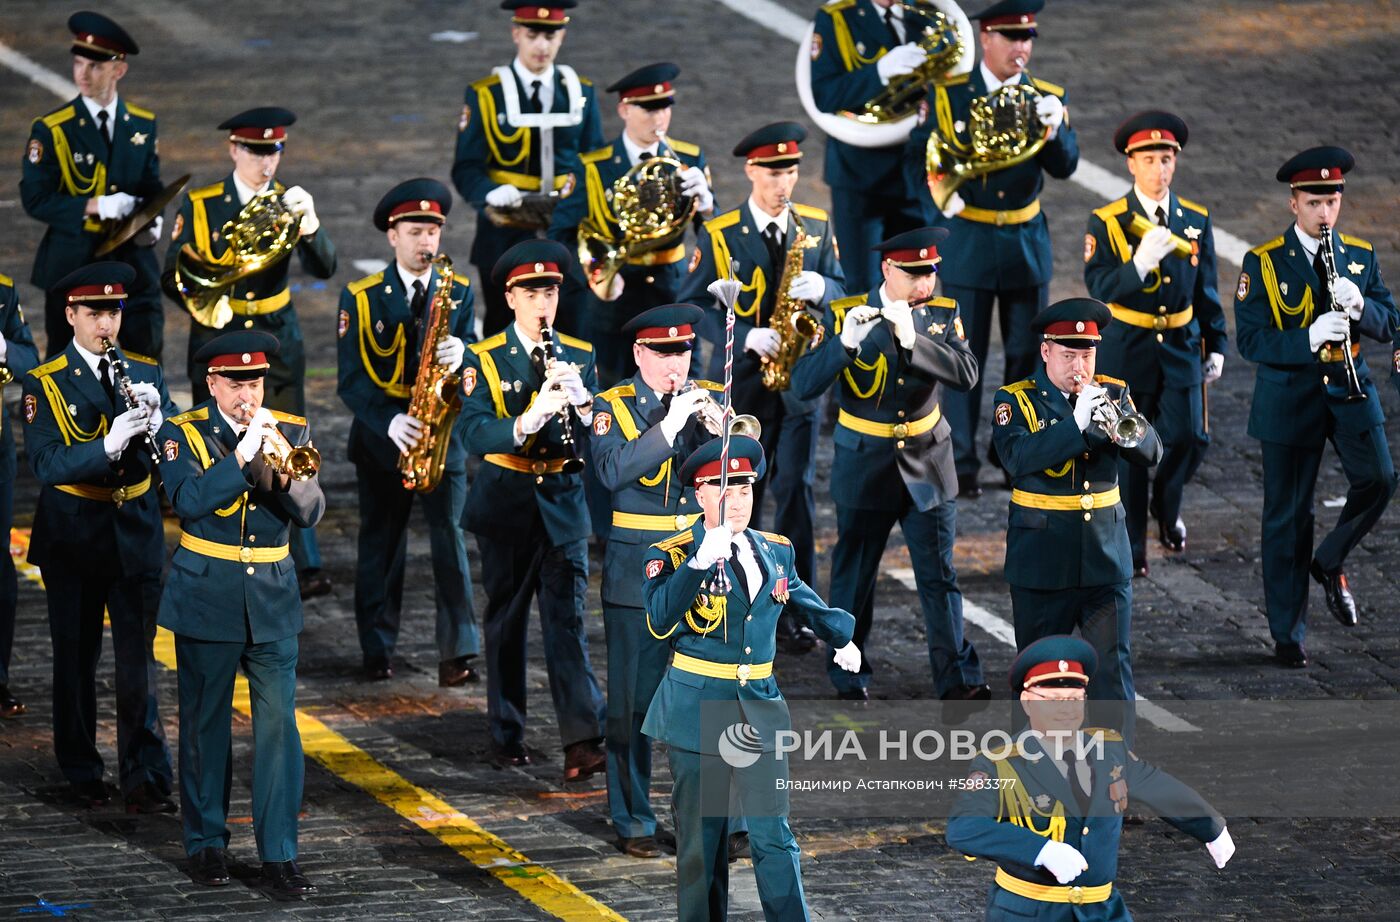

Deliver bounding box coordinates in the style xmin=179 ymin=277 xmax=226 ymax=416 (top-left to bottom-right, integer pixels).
xmin=0 ymin=41 xmax=78 ymax=100
xmin=716 ymin=1 xmax=1256 ymax=267
xmin=431 ymin=30 xmax=479 ymax=43
xmin=353 ymin=259 xmax=389 ymax=275
xmin=886 ymin=567 xmax=1201 ymax=732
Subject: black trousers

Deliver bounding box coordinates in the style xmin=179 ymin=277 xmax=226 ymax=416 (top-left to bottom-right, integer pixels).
xmin=1120 ymin=385 xmax=1208 ymax=564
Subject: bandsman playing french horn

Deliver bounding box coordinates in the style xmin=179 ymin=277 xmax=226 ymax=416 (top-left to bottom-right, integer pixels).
xmin=336 ymin=179 xmax=480 ymax=685
xmin=163 ymin=106 xmax=336 ymax=598
xmin=991 ymin=299 xmax=1160 ymax=744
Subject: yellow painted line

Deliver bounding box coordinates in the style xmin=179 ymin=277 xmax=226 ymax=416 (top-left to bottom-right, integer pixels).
xmin=12 ymin=528 xmax=626 ymax=921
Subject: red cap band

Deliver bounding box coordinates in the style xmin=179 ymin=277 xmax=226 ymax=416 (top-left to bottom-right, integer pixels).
xmin=388 ymin=198 xmax=444 ymax=224
xmin=67 ymin=283 xmax=126 ymax=304
xmin=981 ymin=13 xmax=1036 ymax=31
xmin=885 ymin=246 xmax=941 ymax=266
xmin=620 ymin=82 xmax=674 ymax=102
xmin=1290 ymin=167 xmax=1345 ymax=187
xmin=229 ymin=125 xmax=287 ymax=144
xmin=512 ymin=5 xmax=570 ymax=26
xmin=206 ymin=351 xmax=270 ymax=374
xmin=1023 ymin=659 xmax=1088 ymax=688
xmin=1043 ymin=320 xmax=1100 ymax=340
xmin=746 ymin=141 xmax=802 ymax=164
xmin=693 ymin=455 xmax=756 ymax=486
xmin=505 ymin=261 xmax=563 ymax=287
xmin=635 ymin=323 xmax=694 ymax=345
xmin=1125 ymin=128 xmax=1180 ymax=152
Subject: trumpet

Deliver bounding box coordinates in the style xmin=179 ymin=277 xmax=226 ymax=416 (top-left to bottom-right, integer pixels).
xmin=1126 ymin=213 xmax=1192 ymax=259
xmin=676 ymin=382 xmax=762 ymax=439
xmin=1071 ymin=376 xmax=1148 ymax=448
xmin=235 ymin=403 xmax=321 ymax=480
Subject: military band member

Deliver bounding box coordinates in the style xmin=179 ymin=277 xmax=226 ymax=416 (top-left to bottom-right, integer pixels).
xmin=21 ymin=12 xmax=165 ymax=358
xmin=680 ymin=122 xmax=846 ymax=654
xmin=0 ymin=273 xmax=39 ymax=719
xmin=336 ymin=179 xmax=479 ymax=683
xmin=1234 ymin=147 xmax=1397 ymax=668
xmin=163 ymin=106 xmax=336 ymax=598
xmin=990 ymin=300 xmax=1161 ymax=741
xmin=948 ymin=635 xmax=1234 ymax=921
xmin=642 ymin=436 xmax=861 ymax=922
xmin=551 ymin=62 xmax=716 ymax=387
xmin=21 ymin=262 xmax=175 ymax=812
xmin=459 ymin=240 xmax=606 ymax=778
xmin=591 ymin=304 xmax=719 ymax=857
xmin=1086 ymin=111 xmax=1228 ymax=575
xmin=452 ymin=0 xmax=604 ymax=336
xmin=907 ymin=0 xmax=1079 ymax=497
xmin=792 ymin=228 xmax=986 ymax=703
xmin=808 ymin=0 xmax=934 ymax=293
xmin=155 ymin=331 xmax=325 ymax=895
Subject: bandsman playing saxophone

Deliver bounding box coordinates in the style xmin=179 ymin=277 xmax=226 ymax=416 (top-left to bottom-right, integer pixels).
xmin=336 ymin=179 xmax=479 ymax=684
xmin=163 ymin=106 xmax=335 ymax=598
xmin=680 ymin=122 xmax=845 ymax=654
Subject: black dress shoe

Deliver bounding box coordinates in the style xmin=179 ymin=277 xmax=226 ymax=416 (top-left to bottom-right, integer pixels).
xmin=617 ymin=835 xmax=662 ymax=859
xmin=261 ymin=860 xmax=316 ymax=896
xmin=940 ymin=683 xmax=992 ymax=724
xmin=124 ymin=781 xmax=176 ymax=815
xmin=775 ymin=613 xmax=816 ymax=655
xmin=298 ymin=569 xmax=332 ymax=600
xmin=71 ymin=779 xmax=110 ymax=807
xmin=957 ymin=473 xmax=983 ymax=500
xmin=0 ymin=684 xmax=24 ymax=719
xmin=363 ymin=656 xmax=393 ymax=681
xmin=1158 ymin=518 xmax=1186 ymax=552
xmin=492 ymin=740 xmax=532 ymax=767
xmin=189 ymin=847 xmax=230 ymax=886
xmin=837 ymin=687 xmax=869 ymax=702
xmin=940 ymin=683 xmax=992 ymax=702
xmin=438 ymin=655 xmax=481 ymax=687
xmin=1133 ymin=560 xmax=1149 ymax=579
xmin=727 ymin=831 xmax=751 ymax=863
xmin=1310 ymin=560 xmax=1359 ymax=627
xmin=562 ymin=739 xmax=606 ymax=783
xmin=1275 ymin=642 xmax=1308 ymax=668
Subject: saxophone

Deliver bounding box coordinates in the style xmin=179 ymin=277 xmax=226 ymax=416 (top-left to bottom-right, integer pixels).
xmin=760 ymin=202 xmax=822 ymax=391
xmin=398 ymin=254 xmax=463 ymax=492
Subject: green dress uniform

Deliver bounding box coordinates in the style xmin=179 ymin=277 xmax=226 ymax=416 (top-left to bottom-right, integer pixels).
xmin=642 ymin=455 xmax=856 ymax=922
xmin=791 ymin=270 xmax=984 ymax=698
xmin=21 ymin=95 xmax=164 ymax=358
xmin=22 ymin=326 xmax=175 ymax=798
xmin=0 ymin=274 xmax=40 ymax=698
xmin=337 ymin=181 xmax=480 ymax=677
xmin=155 ymin=393 xmax=325 ymax=864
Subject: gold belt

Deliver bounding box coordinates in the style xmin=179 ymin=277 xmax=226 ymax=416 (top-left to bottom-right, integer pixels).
xmin=486 ymin=169 xmax=574 ymax=193
xmin=672 ymin=652 xmax=774 ymax=684
xmin=1012 ymin=486 xmax=1121 ymax=511
xmin=837 ymin=406 xmax=941 ymax=440
xmin=627 ymin=244 xmax=686 ymax=267
xmin=55 ymin=476 xmax=151 ymax=505
xmin=228 ymin=287 xmax=291 ymax=316
xmin=1318 ymin=342 xmax=1361 ymax=363
xmin=1108 ymin=303 xmax=1193 ymax=332
xmin=957 ymin=199 xmax=1041 ymax=226
xmin=180 ymin=531 xmax=289 ymax=563
xmin=484 ymin=453 xmax=572 ymax=475
xmin=612 ymin=511 xmax=700 ymax=532
xmin=995 ymin=868 xmax=1112 ymax=905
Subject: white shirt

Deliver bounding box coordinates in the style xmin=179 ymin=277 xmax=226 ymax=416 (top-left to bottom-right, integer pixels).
xmin=512 ymin=58 xmax=555 ymax=112
xmin=877 ymin=284 xmax=900 ymax=312
xmin=748 ymin=195 xmax=789 ymax=240
xmin=1134 ymin=185 xmax=1170 ymax=224
xmin=980 ymin=61 xmax=1014 ymax=94
xmin=1294 ymin=224 xmax=1321 ymax=261
xmin=80 ymin=94 xmax=118 ymax=138
xmin=396 ymin=262 xmax=432 ymax=307
xmin=231 ymin=172 xmax=271 ymax=207
xmin=621 ymin=132 xmax=660 ymax=166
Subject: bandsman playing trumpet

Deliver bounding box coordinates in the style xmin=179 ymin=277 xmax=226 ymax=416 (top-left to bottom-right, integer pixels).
xmin=906 ymin=0 xmax=1079 ymax=497
xmin=155 ymin=331 xmax=325 ymax=895
xmin=1085 ymin=111 xmax=1228 ymax=575
xmin=680 ymin=122 xmax=846 ymax=655
xmin=990 ymin=299 xmax=1161 ymax=743
xmin=163 ymin=106 xmax=336 ymax=598
xmin=1234 ymin=147 xmax=1397 ymax=668
xmin=552 ymin=62 xmax=715 ymax=387
xmin=459 ymin=240 xmax=607 ymax=779
xmin=22 ymin=261 xmax=176 ymax=814
xmin=336 ymin=179 xmax=479 ymax=684
xmin=792 ymin=228 xmax=987 ymax=704
xmin=590 ymin=304 xmax=722 ymax=857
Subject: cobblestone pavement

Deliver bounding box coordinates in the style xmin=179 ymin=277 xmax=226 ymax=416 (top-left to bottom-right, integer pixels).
xmin=3 ymin=1 xmax=1400 ymax=918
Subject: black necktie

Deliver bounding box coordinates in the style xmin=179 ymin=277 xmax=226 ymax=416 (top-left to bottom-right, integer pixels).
xmin=97 ymin=109 xmax=112 ymax=153
xmin=1064 ymin=748 xmax=1093 ymax=817
xmin=1155 ymin=205 xmax=1168 ymax=228
xmin=97 ymin=357 xmax=115 ymax=405
xmin=410 ymin=279 xmax=427 ymax=322
xmin=1312 ymin=248 xmax=1337 ymax=312
xmin=730 ymin=538 xmax=751 ymax=601
xmin=884 ymin=7 xmax=903 ymax=45
xmin=528 ymin=79 xmax=543 ymax=113
xmin=530 ymin=345 xmax=547 ymax=382
xmin=762 ymin=223 xmax=785 ymax=272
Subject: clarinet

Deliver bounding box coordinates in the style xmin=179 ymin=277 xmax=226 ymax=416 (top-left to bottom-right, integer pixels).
xmin=537 ymin=325 xmax=586 ymax=474
xmin=1316 ymin=225 xmax=1366 ymax=402
xmin=99 ymin=338 xmax=161 ymax=464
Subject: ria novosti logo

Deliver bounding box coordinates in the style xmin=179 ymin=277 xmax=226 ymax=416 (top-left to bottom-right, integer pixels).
xmin=717 ymin=722 xmax=764 ymax=768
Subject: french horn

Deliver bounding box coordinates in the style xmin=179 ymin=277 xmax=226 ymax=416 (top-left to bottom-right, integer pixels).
xmin=577 ymin=151 xmax=696 ymax=299
xmin=925 ymin=79 xmax=1051 ymax=211
xmin=173 ymin=190 xmax=301 ymax=329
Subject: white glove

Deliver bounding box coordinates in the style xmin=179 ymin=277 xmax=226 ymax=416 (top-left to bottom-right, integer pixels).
xmin=1035 ymin=93 xmax=1065 ymax=132
xmin=882 ymin=301 xmax=917 ymax=350
xmin=0 ymin=337 xmax=7 ymax=364
xmin=679 ymin=166 xmax=714 ymax=214
xmin=694 ymin=525 xmax=735 ymax=568
xmin=102 ymin=406 xmax=151 ymax=457
xmin=388 ymin=413 xmax=424 ymax=453
xmin=208 ymin=294 xmax=234 ymax=330
xmin=745 ymin=327 xmax=782 ymax=360
xmin=1205 ymin=827 xmax=1235 ymax=869
xmin=600 ymin=272 xmax=625 ymax=302
xmin=1072 ymin=384 xmax=1108 ymax=433
xmin=940 ymin=191 xmax=966 ymax=219
xmin=876 ymin=43 xmax=926 ymax=84
xmin=519 ymin=386 xmax=568 ymax=436
xmin=127 ymin=381 xmax=163 ymax=431
xmin=832 ymin=641 xmax=862 ymax=673
xmin=485 ymin=184 xmax=524 ymax=209
xmin=281 ymin=185 xmax=320 ymax=236
xmin=236 ymin=408 xmax=278 ymax=464
xmin=788 ymin=270 xmax=825 ymax=303
xmin=1035 ymin=840 xmax=1088 ymax=884
xmin=436 ymin=335 xmax=466 ymax=370
xmin=1333 ymin=277 xmax=1364 ymax=319
xmin=659 ymin=387 xmax=711 ymax=445
xmin=96 ymin=192 xmax=138 ymax=221
xmin=1307 ymin=311 xmax=1351 ymax=352
xmin=1132 ymin=225 xmax=1176 ymax=277
xmin=1202 ymin=352 xmax=1225 ymax=384
xmin=840 ymin=305 xmax=882 ymax=350
xmin=136 ymin=214 xmax=163 ymax=247
xmin=551 ymin=366 xmax=591 ymax=407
